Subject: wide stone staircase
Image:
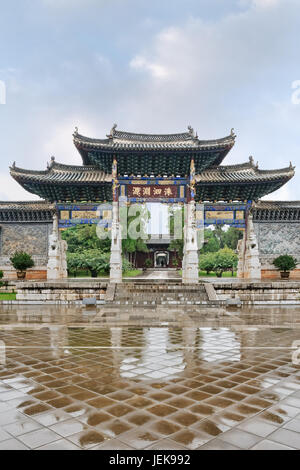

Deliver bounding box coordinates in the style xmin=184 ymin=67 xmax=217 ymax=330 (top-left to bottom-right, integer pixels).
xmin=112 ymin=281 xmax=214 ymax=306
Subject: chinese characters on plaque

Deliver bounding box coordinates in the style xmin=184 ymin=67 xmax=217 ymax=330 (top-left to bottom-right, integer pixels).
xmin=127 ymin=185 xmax=178 ymax=199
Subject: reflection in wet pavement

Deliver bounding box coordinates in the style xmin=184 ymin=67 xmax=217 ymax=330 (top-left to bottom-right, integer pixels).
xmin=0 ymin=305 xmax=300 ymax=449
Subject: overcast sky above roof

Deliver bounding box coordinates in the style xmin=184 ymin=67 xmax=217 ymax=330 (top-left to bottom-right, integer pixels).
xmin=0 ymin=0 xmax=299 ymax=201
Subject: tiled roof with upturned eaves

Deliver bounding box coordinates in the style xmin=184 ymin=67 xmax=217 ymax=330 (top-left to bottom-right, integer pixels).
xmin=10 ymin=162 xmax=112 ymax=184
xmin=196 ymin=161 xmax=295 ymax=183
xmin=73 ymin=127 xmax=236 ymax=151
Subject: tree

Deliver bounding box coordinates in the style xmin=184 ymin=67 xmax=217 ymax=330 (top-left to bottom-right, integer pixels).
xmin=121 ymin=205 xmax=149 ymax=267
xmin=213 ymin=247 xmax=238 ymax=277
xmin=199 ymin=252 xmax=216 ymax=275
xmin=214 ymin=225 xmax=226 ymax=249
xmin=168 ymin=238 xmax=183 ymax=260
xmin=168 ymin=205 xmax=183 ymax=237
xmin=222 ymin=227 xmax=243 ymax=250
xmin=201 ymin=229 xmax=220 ymax=254
xmin=200 ymin=226 xmax=242 ymax=254
xmin=61 ymin=224 xmax=111 ymax=253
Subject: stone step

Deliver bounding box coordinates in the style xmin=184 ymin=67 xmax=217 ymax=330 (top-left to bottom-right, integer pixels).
xmin=113 ymin=281 xmax=210 ymax=305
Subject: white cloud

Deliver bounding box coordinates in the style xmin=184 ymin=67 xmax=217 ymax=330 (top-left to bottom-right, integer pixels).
xmin=124 ymin=1 xmax=300 ymax=176
xmin=130 ymin=56 xmax=170 ymax=79
xmin=1 ymin=0 xmax=300 ymax=202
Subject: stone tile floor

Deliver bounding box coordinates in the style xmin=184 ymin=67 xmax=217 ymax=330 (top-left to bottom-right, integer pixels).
xmin=0 ymin=305 xmax=300 ymax=450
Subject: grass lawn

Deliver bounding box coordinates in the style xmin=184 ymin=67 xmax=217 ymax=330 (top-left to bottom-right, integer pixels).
xmin=0 ymin=292 xmax=17 ymax=300
xmin=123 ymin=269 xmax=142 ymax=277
xmin=199 ymin=270 xmax=237 ymax=278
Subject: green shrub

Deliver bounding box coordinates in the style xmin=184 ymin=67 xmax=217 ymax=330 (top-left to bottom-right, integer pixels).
xmin=0 ymin=270 xmax=3 ymax=279
xmin=67 ymin=250 xmax=110 ymax=277
xmin=199 ymin=247 xmax=238 ymax=276
xmin=199 ymin=252 xmax=216 ymax=274
xmin=144 ymin=258 xmax=152 ymax=268
xmin=10 ymin=251 xmax=34 ymax=272
xmin=67 ymin=250 xmax=133 ymax=277
xmin=273 ymin=255 xmax=297 ymax=272
xmin=122 ymin=257 xmax=133 ymax=273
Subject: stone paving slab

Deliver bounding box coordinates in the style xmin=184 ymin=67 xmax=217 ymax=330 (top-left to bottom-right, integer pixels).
xmin=1 ymin=304 xmax=300 ymax=449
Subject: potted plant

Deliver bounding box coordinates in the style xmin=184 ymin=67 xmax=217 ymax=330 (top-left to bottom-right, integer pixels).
xmin=273 ymin=255 xmax=297 ymax=279
xmin=10 ymin=251 xmax=34 ymax=279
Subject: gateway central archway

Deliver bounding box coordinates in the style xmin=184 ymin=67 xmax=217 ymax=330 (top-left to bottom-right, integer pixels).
xmin=155 ymin=251 xmax=169 ymax=268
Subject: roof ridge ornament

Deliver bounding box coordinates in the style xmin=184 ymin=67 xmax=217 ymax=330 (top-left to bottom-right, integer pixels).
xmin=187 ymin=125 xmax=195 ymax=138
xmin=48 ymin=156 xmax=55 ymax=169
xmin=231 ymin=128 xmax=236 ymax=138
xmin=249 ymin=155 xmax=254 ymax=166
xmin=108 ymin=123 xmax=117 ymax=138
xmin=73 ymin=126 xmax=78 ymax=136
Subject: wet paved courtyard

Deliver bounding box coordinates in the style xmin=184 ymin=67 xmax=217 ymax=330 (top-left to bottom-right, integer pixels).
xmin=0 ymin=305 xmax=300 ymax=450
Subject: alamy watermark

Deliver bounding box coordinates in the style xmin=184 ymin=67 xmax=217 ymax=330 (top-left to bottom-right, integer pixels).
xmin=0 ymin=80 xmax=6 ymax=104
xmin=95 ymin=201 xmax=205 ymax=249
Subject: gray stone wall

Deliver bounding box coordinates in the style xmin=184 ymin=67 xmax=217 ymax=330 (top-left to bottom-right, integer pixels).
xmin=0 ymin=223 xmax=52 ymax=267
xmin=254 ymin=222 xmax=300 ymax=269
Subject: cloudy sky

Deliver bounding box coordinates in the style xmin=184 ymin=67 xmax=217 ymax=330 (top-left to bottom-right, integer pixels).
xmin=0 ymin=0 xmax=300 ymax=201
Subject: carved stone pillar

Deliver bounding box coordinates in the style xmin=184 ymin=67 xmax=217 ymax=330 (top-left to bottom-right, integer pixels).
xmin=237 ymin=237 xmax=245 ymax=279
xmin=109 ymin=201 xmax=122 ymax=283
xmin=182 ymin=200 xmax=199 ymax=284
xmin=237 ymin=213 xmax=261 ymax=280
xmin=109 ymin=157 xmax=122 ymax=283
xmin=47 ymin=214 xmax=68 ymax=280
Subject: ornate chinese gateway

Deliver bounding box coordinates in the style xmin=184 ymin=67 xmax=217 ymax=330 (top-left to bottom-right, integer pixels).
xmin=1 ymin=124 xmax=296 ymax=281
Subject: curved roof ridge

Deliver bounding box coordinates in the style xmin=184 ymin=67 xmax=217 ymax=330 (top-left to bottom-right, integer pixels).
xmin=73 ymin=132 xmax=110 ymax=145
xmin=257 ymin=165 xmax=295 ymax=175
xmin=204 ymin=161 xmax=295 ymax=175
xmin=196 ymin=161 xmax=295 ymax=185
xmin=211 ymin=161 xmax=253 ymax=171
xmin=113 ymin=129 xmax=193 ymax=142
xmin=10 ymin=161 xmax=112 ymax=185
xmin=73 ymin=128 xmax=236 ymax=147
xmin=10 ymin=161 xmax=109 ymax=174
xmin=50 ymin=162 xmax=103 ymax=171
xmin=10 ymin=165 xmax=48 ymax=175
